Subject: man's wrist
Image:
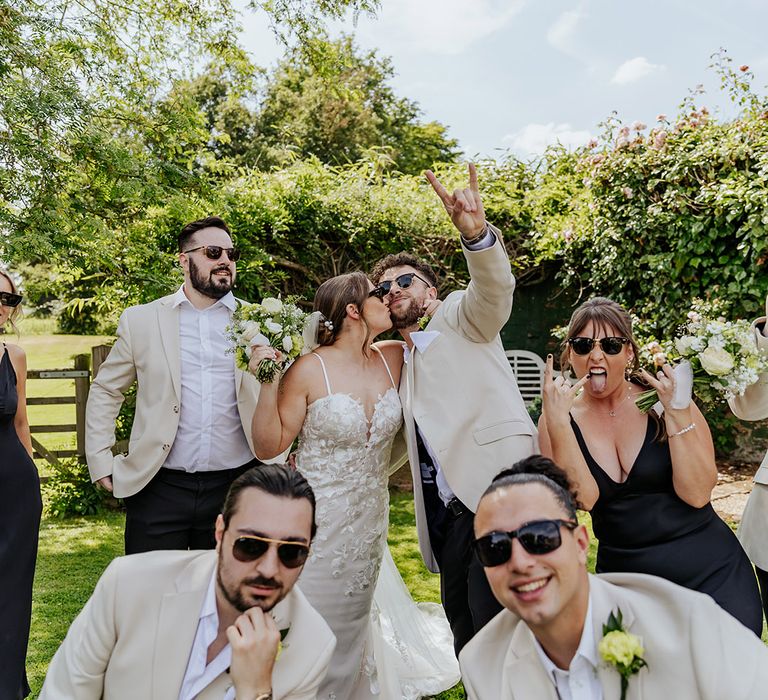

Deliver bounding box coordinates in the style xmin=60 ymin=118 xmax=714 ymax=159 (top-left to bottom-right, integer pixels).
xmin=460 ymin=222 xmax=489 ymax=245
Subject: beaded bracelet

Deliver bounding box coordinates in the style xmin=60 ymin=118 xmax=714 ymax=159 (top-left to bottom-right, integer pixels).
xmin=669 ymin=422 xmax=696 ymax=438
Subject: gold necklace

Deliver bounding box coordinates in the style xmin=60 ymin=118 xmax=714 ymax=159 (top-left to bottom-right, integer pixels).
xmin=585 ymin=387 xmax=633 ymax=417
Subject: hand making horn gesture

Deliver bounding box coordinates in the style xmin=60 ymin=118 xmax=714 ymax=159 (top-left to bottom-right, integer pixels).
xmin=542 ymin=354 xmax=590 ymax=426
xmin=425 ymin=162 xmax=486 ymax=239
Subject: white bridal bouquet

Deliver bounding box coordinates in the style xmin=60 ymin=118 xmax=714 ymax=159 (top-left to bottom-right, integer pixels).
xmin=635 ymin=301 xmax=768 ymax=412
xmin=226 ymin=296 xmax=307 ymax=383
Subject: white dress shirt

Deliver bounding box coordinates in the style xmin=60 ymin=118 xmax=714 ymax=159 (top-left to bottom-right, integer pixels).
xmin=532 ymin=597 xmax=603 ymax=700
xmin=405 ymin=226 xmax=496 ymax=507
xmin=179 ymin=570 xmax=235 ymax=700
xmin=163 ymin=286 xmax=254 ymax=472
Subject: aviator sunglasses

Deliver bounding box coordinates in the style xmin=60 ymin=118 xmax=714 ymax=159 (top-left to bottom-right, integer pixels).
xmin=474 ymin=519 xmax=578 ymax=567
xmin=231 ymin=534 xmax=310 ymax=569
xmin=0 ymin=291 xmax=23 ymax=307
xmin=183 ymin=245 xmax=241 ymax=262
xmin=377 ymin=272 xmax=431 ymax=295
xmin=567 ymin=336 xmax=629 ymax=356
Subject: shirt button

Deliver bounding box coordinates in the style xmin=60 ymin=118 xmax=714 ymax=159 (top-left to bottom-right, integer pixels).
xmin=173 ymin=405 xmax=179 ymax=413
xmin=162 ymin=443 xmax=170 ymax=450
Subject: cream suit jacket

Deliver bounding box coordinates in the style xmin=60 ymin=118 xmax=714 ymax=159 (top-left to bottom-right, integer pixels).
xmin=39 ymin=550 xmax=336 ymax=700
xmin=728 ymin=316 xmax=768 ymax=569
xmin=459 ymin=572 xmax=768 ymax=700
xmin=85 ymin=293 xmax=261 ymax=498
xmin=395 ymin=230 xmax=537 ymax=572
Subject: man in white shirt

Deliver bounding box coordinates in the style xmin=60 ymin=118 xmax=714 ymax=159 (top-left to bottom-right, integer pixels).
xmin=86 ymin=216 xmax=264 ymax=553
xmin=371 ymin=165 xmax=537 ymax=652
xmin=459 ymin=455 xmax=768 ymax=700
xmin=40 ymin=465 xmax=336 ymax=700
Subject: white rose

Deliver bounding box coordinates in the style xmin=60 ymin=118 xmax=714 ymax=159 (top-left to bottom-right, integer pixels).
xmin=699 ymin=346 xmax=735 ymax=376
xmin=261 ymin=297 xmax=283 ymax=314
xmin=674 ymin=335 xmax=696 ymax=356
xmin=265 ymin=320 xmax=283 ymax=334
xmin=282 ymin=335 xmax=293 ymax=353
xmin=241 ymin=320 xmax=261 ymax=343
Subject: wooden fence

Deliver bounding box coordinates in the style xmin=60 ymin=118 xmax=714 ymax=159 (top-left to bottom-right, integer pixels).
xmin=27 ymin=345 xmax=112 ymax=467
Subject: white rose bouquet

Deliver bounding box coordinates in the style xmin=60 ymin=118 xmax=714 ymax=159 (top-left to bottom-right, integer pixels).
xmin=635 ymin=301 xmax=768 ymax=412
xmin=226 ymin=296 xmax=308 ymax=383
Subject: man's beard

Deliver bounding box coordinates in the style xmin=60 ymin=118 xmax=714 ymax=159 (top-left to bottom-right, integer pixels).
xmin=390 ymin=296 xmax=424 ymax=330
xmin=189 ymin=256 xmax=233 ymax=299
xmin=217 ymin=559 xmax=282 ymax=613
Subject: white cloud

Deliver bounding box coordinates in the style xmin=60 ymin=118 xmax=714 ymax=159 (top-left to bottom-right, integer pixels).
xmin=503 ymin=122 xmax=592 ymax=156
xmin=611 ymin=56 xmax=665 ymax=85
xmin=547 ymin=8 xmax=584 ymax=55
xmin=351 ymin=0 xmax=526 ymax=56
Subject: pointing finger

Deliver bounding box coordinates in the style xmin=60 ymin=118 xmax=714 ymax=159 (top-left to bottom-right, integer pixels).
xmin=425 ymin=170 xmax=452 ymax=206
xmin=468 ymin=162 xmax=479 ymax=193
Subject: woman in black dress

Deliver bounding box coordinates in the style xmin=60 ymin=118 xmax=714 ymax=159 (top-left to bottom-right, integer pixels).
xmin=539 ymin=297 xmax=762 ymax=635
xmin=0 ymin=269 xmax=42 ymax=699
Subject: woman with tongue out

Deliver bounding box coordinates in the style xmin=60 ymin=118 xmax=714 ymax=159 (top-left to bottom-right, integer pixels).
xmin=538 ymin=297 xmax=763 ymax=636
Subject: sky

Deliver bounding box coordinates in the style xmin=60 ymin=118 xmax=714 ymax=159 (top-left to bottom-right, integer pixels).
xmin=235 ymin=0 xmax=768 ymax=160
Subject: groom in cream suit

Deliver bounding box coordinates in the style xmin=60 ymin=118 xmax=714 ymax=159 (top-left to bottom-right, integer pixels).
xmin=460 ymin=456 xmax=768 ymax=699
xmin=41 ymin=466 xmax=335 ymax=700
xmin=372 ymin=164 xmax=537 ymax=653
xmin=86 ymin=216 xmax=264 ymax=553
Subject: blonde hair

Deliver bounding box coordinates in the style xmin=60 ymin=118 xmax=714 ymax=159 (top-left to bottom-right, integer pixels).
xmin=0 ymin=268 xmax=22 ymax=335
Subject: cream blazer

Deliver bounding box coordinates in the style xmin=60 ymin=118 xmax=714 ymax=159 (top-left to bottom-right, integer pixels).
xmin=459 ymin=572 xmax=768 ymax=700
xmin=393 ymin=230 xmax=537 ymax=572
xmin=85 ymin=294 xmax=261 ymax=498
xmin=727 ymin=316 xmax=768 ymax=569
xmin=39 ymin=550 xmax=336 ymax=700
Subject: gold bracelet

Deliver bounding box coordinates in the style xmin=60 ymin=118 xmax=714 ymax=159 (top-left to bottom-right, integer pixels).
xmin=669 ymin=422 xmax=696 ymax=438
xmin=252 ymin=693 xmax=272 ymax=700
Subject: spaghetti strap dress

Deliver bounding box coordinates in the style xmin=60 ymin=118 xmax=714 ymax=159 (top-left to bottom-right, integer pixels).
xmin=571 ymin=414 xmax=762 ymax=635
xmin=0 ymin=344 xmax=42 ymax=698
xmin=294 ymin=349 xmax=459 ymax=699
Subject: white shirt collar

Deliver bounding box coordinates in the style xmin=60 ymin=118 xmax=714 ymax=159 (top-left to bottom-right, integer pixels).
xmin=404 ymin=330 xmax=441 ymax=357
xmin=171 ymin=284 xmax=237 ymax=311
xmin=532 ymin=595 xmax=599 ymax=676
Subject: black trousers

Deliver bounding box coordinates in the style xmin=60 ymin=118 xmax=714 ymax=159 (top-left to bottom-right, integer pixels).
xmin=434 ymin=506 xmax=502 ymax=655
xmin=755 ymin=566 xmax=768 ymax=626
xmin=124 ymin=461 xmax=257 ymax=554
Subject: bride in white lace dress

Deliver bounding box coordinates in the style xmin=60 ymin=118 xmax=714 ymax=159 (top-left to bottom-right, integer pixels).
xmin=250 ymin=272 xmax=459 ymax=700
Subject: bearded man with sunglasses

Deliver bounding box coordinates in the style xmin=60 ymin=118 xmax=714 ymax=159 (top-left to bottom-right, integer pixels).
xmin=41 ymin=465 xmax=335 ymax=700
xmin=459 ymin=455 xmax=768 ymax=700
xmin=370 ymin=163 xmax=537 ymax=654
xmin=86 ymin=216 xmax=268 ymax=554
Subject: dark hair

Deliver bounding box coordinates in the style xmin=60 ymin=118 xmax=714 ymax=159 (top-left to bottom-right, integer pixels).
xmin=482 ymin=455 xmax=578 ymax=520
xmin=313 ymin=271 xmax=375 ymax=354
xmin=178 ymin=216 xmax=231 ymax=252
xmin=559 ymin=297 xmax=639 ymax=377
xmin=369 ymin=252 xmax=439 ymax=288
xmin=221 ymin=465 xmax=317 ymax=539
xmin=0 ymin=268 xmax=22 ymax=334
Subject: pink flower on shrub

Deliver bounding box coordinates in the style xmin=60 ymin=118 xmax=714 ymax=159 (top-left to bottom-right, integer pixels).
xmin=631 ymin=121 xmax=647 ymax=131
xmin=656 ymin=113 xmax=667 ymax=122
xmin=615 ymin=135 xmax=630 ymax=149
xmin=563 ymin=227 xmax=573 ymax=242
xmin=586 ymin=138 xmax=598 ymax=149
xmin=652 ymin=130 xmax=667 ymax=149
xmin=618 ymin=126 xmax=630 ymax=137
xmin=591 ymin=154 xmax=606 ymax=165
xmin=621 ymin=186 xmax=634 ymax=199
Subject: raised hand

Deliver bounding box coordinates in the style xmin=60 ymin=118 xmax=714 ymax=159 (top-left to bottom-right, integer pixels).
xmin=248 ymin=344 xmax=285 ymax=382
xmin=425 ymin=163 xmax=486 ymax=239
xmin=227 ymin=607 xmax=280 ymax=700
xmin=639 ymin=363 xmax=677 ymax=411
xmin=542 ymin=355 xmax=589 ymax=427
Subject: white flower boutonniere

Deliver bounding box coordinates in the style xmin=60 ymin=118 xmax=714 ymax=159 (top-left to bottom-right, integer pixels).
xmin=598 ymin=609 xmax=647 ymax=700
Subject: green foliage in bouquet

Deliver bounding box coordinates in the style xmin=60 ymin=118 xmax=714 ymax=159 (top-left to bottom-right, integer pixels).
xmin=227 ymin=297 xmax=307 ymax=383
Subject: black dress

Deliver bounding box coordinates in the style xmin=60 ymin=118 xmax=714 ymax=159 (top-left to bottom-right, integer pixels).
xmin=572 ymin=414 xmax=763 ymax=635
xmin=0 ymin=344 xmax=42 ymax=699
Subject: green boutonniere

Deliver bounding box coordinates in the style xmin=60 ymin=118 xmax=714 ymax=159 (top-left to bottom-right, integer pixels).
xmin=417 ymin=314 xmax=431 ymax=330
xmin=598 ymin=609 xmax=647 ymax=700
xmin=275 ymin=626 xmax=290 ymax=660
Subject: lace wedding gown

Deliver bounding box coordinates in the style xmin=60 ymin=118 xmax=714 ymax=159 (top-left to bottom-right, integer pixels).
xmin=294 ymin=351 xmax=459 ymax=700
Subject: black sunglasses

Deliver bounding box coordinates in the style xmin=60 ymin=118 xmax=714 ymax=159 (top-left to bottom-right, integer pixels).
xmin=368 ymin=286 xmax=387 ymax=301
xmin=183 ymin=245 xmax=241 ymax=262
xmin=232 ymin=535 xmax=310 ymax=569
xmin=567 ymin=336 xmax=629 ymax=356
xmin=474 ymin=519 xmax=578 ymax=567
xmin=377 ymin=272 xmax=431 ymax=295
xmin=0 ymin=291 xmax=22 ymax=307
